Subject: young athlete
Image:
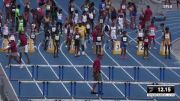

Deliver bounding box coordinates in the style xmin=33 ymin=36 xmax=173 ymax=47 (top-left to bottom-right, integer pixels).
xmin=117 ymin=14 xmax=124 ymax=35
xmin=110 ymin=22 xmax=117 ymax=49
xmin=88 ymin=9 xmax=94 ymax=31
xmin=121 ymin=31 xmax=128 ymax=58
xmin=73 ymin=10 xmax=79 ymax=24
xmin=30 ymin=20 xmax=37 ymax=44
xmin=163 ymin=27 xmax=171 ymax=59
xmin=148 ymin=21 xmax=157 ymax=49
xmin=136 ymin=25 xmax=144 ymax=47
xmin=96 ymin=32 xmax=102 ymax=55
xmin=18 ymin=32 xmax=30 ymax=64
xmin=3 ymin=22 xmax=9 ymax=39
xmin=78 ymin=22 xmax=87 ymax=55
xmin=74 ymin=28 xmax=80 ymax=57
xmin=143 ymin=30 xmax=150 ymax=58
xmin=3 ymin=35 xmax=21 ymax=66
xmin=57 ymin=8 xmax=63 ymax=35
xmin=54 ymin=25 xmax=60 ymax=58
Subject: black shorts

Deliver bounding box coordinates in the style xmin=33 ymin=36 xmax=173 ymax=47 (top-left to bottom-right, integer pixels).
xmin=93 ymin=72 xmax=102 ymax=81
xmin=75 ymin=40 xmax=80 ymax=47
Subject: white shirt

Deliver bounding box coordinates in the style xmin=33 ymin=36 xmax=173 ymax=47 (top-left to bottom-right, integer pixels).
xmin=82 ymin=15 xmax=87 ymax=23
xmin=57 ymin=12 xmax=62 ymax=20
xmin=3 ymin=26 xmax=9 ymax=35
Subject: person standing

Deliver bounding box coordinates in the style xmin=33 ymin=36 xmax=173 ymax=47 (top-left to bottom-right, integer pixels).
xmin=163 ymin=27 xmax=171 ymax=59
xmin=91 ymin=55 xmax=102 ymax=94
xmin=143 ymin=5 xmax=152 ymax=28
xmin=143 ymin=30 xmax=150 ymax=59
xmin=121 ymin=31 xmax=128 ymax=59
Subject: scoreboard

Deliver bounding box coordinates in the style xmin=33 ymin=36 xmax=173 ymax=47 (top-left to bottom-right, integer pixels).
xmin=147 ymin=85 xmax=175 ymax=97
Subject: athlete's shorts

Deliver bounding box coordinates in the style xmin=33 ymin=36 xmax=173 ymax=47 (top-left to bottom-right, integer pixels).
xmin=20 ymin=45 xmax=28 ymax=53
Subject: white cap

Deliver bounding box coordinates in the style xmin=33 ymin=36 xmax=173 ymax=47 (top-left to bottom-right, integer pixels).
xmin=9 ymin=35 xmax=15 ymax=41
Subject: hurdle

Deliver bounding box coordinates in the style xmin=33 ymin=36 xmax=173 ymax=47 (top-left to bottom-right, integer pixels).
xmin=7 ymin=64 xmax=180 ymax=83
xmin=16 ymin=80 xmax=180 ymax=99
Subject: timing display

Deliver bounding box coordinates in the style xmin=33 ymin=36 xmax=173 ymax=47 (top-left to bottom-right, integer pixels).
xmin=147 ymin=85 xmax=175 ymax=97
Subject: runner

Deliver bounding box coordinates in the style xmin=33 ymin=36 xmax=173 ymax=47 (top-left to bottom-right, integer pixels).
xmin=3 ymin=22 xmax=9 ymax=39
xmin=56 ymin=8 xmax=63 ymax=35
xmin=143 ymin=30 xmax=150 ymax=59
xmin=73 ymin=10 xmax=79 ymax=24
xmin=148 ymin=21 xmax=157 ymax=49
xmin=110 ymin=22 xmax=117 ymax=49
xmin=30 ymin=20 xmax=38 ymax=44
xmin=163 ymin=27 xmax=171 ymax=59
xmin=121 ymin=31 xmax=128 ymax=58
xmin=78 ymin=22 xmax=87 ymax=55
xmin=117 ymin=14 xmax=124 ymax=35
xmin=96 ymin=31 xmax=103 ymax=55
xmin=18 ymin=32 xmax=30 ymax=64
xmin=74 ymin=28 xmax=80 ymax=57
xmin=2 ymin=35 xmax=20 ymax=66
xmin=136 ymin=25 xmax=144 ymax=48
xmin=54 ymin=24 xmax=60 ymax=58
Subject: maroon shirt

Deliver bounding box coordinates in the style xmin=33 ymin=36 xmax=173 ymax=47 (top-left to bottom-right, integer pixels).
xmin=9 ymin=41 xmax=17 ymax=53
xmin=93 ymin=58 xmax=101 ymax=73
xmin=19 ymin=34 xmax=27 ymax=46
xmin=144 ymin=8 xmax=152 ymax=22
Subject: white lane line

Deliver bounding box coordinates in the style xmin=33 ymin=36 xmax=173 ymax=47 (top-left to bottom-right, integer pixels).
xmin=37 ymin=43 xmax=71 ymax=96
xmin=18 ymin=53 xmax=45 ymax=98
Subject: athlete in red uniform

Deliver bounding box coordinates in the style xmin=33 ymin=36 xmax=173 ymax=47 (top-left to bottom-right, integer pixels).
xmin=3 ymin=35 xmax=20 ymax=66
xmin=19 ymin=33 xmax=30 ymax=64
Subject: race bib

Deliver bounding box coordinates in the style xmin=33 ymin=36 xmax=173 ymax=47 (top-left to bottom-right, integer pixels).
xmin=139 ymin=32 xmax=143 ymax=37
xmin=86 ymin=24 xmax=90 ymax=29
xmin=71 ymin=7 xmax=74 ymax=12
xmin=55 ymin=35 xmax=59 ymax=40
xmin=84 ymin=7 xmax=88 ymax=11
xmin=31 ymin=34 xmax=35 ymax=39
xmin=6 ymin=4 xmax=10 ymax=7
xmin=19 ymin=22 xmax=23 ymax=27
xmin=75 ymin=35 xmax=80 ymax=39
xmin=12 ymin=9 xmax=16 ymax=12
xmin=46 ymin=5 xmax=50 ymax=10
xmin=123 ymin=37 xmax=127 ymax=42
xmin=112 ymin=29 xmax=116 ymax=34
xmin=165 ymin=34 xmax=170 ymax=39
xmin=46 ymin=36 xmax=49 ymax=40
xmin=144 ymin=38 xmax=148 ymax=43
xmin=150 ymin=29 xmax=155 ymax=35
xmin=52 ymin=27 xmax=56 ymax=32
xmin=97 ymin=36 xmax=101 ymax=41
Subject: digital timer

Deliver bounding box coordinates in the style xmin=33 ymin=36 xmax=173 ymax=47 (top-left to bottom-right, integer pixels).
xmin=147 ymin=85 xmax=175 ymax=97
